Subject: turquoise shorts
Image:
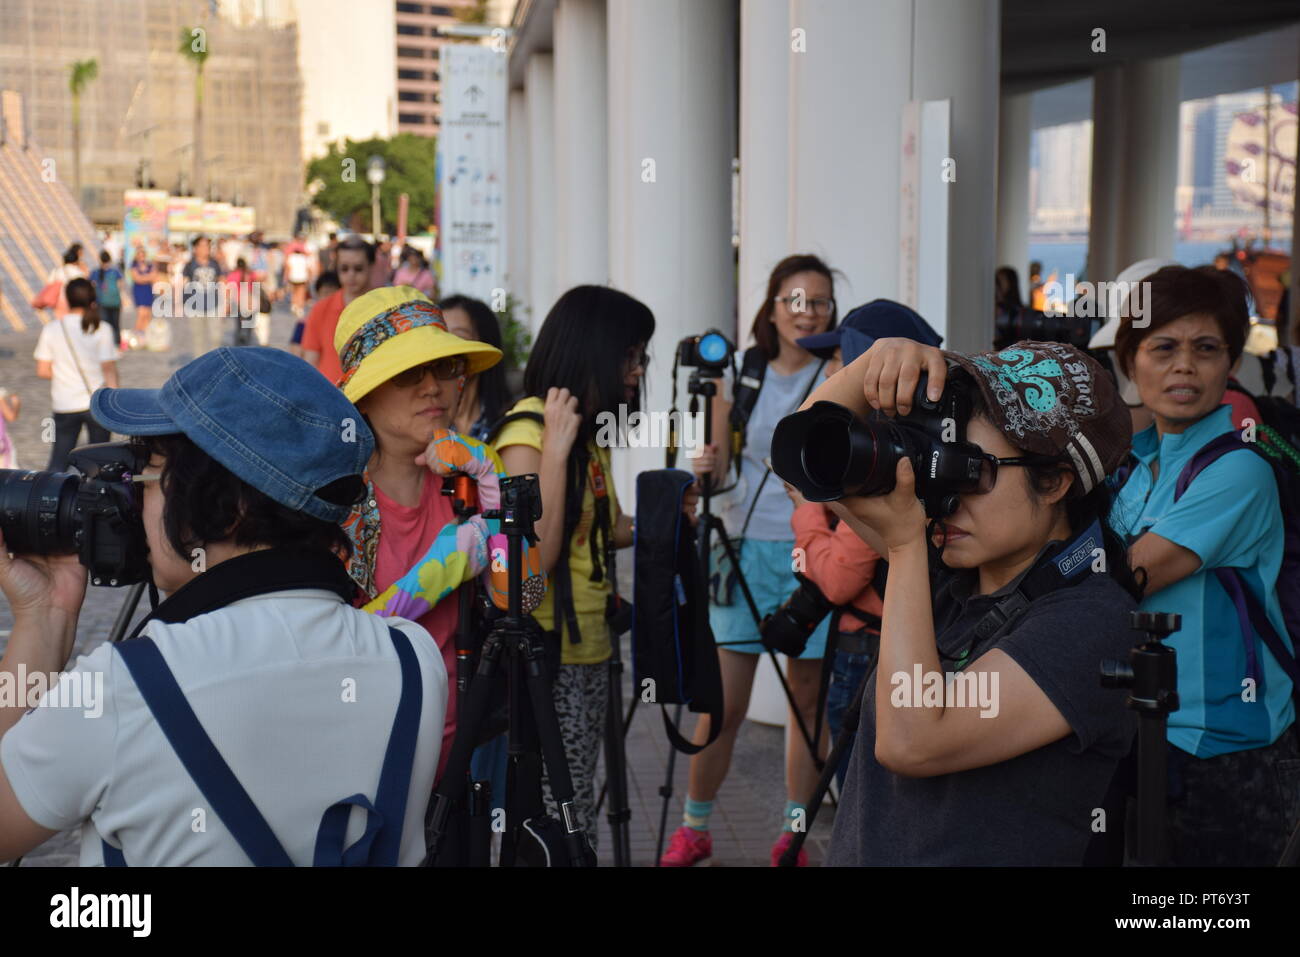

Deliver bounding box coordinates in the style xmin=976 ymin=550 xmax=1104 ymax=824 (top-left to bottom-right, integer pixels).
xmin=709 ymin=537 xmax=829 ymax=659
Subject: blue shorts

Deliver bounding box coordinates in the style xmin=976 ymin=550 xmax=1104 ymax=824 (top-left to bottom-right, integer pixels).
xmin=709 ymin=537 xmax=829 ymax=659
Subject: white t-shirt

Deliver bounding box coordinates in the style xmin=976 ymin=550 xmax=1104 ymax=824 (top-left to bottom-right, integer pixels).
xmin=0 ymin=590 xmax=448 ymax=866
xmin=32 ymin=314 xmax=117 ymax=413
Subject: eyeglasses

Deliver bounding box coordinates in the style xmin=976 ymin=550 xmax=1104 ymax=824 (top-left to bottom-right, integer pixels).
xmin=774 ymin=296 xmax=835 ymax=316
xmin=390 ymin=356 xmax=468 ymax=388
xmin=623 ymin=347 xmax=649 ymax=372
xmin=974 ymin=453 xmax=1068 ymax=493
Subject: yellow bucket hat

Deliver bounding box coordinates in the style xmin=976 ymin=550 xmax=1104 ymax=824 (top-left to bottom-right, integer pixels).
xmin=333 ymin=286 xmax=502 ymax=403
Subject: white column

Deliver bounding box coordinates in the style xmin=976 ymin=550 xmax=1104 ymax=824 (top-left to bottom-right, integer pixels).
xmin=525 ymin=53 xmax=557 ymax=335
xmin=911 ymin=0 xmax=1000 ymax=354
xmin=1089 ymin=58 xmax=1180 ymax=285
xmin=554 ymin=0 xmax=609 ymax=288
xmin=996 ymin=90 xmax=1032 ymax=300
xmin=737 ymin=0 xmax=790 ymax=349
xmin=787 ymin=0 xmax=911 ymax=311
xmin=606 ymin=0 xmax=737 ymax=501
xmin=507 ymin=87 xmax=531 ymax=307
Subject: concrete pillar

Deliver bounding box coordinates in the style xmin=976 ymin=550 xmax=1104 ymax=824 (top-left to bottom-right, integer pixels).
xmin=997 ymin=90 xmax=1032 ymax=302
xmin=526 ymin=53 xmax=557 ymax=335
xmin=787 ymin=0 xmax=910 ymax=311
xmin=507 ymin=88 xmax=531 ymax=309
xmin=554 ymin=0 xmax=609 ymax=288
xmin=737 ymin=0 xmax=790 ymax=348
xmin=1088 ymin=57 xmax=1180 ymax=285
xmin=912 ymin=0 xmax=1000 ymax=353
xmin=606 ymin=0 xmax=737 ymax=500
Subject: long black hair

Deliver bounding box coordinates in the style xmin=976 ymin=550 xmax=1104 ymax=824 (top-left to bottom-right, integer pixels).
xmin=440 ymin=294 xmax=513 ymax=426
xmin=523 ymin=285 xmax=656 ymax=444
xmin=966 ymin=386 xmax=1142 ymax=602
xmin=65 ymin=277 xmax=101 ymax=334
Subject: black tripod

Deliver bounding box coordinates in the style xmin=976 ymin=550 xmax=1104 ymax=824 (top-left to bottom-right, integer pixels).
xmin=646 ymin=367 xmax=826 ymax=863
xmin=423 ymin=474 xmax=593 ymax=867
xmin=1101 ymin=610 xmax=1180 ymax=866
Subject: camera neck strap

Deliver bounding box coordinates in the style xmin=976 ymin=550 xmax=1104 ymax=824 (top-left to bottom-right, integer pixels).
xmin=968 ymin=518 xmax=1104 ymax=647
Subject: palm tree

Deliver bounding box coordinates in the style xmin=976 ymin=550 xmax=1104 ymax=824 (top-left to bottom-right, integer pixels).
xmin=68 ymin=58 xmax=98 ymax=205
xmin=178 ymin=26 xmax=210 ymax=196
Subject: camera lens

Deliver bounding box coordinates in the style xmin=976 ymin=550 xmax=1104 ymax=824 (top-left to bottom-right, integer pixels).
xmin=772 ymin=402 xmax=904 ymax=501
xmin=698 ymin=332 xmax=729 ymax=365
xmin=0 ymin=469 xmax=80 ymax=555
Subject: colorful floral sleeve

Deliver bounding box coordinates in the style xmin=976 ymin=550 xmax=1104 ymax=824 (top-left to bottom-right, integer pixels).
xmin=363 ymin=431 xmax=546 ymax=619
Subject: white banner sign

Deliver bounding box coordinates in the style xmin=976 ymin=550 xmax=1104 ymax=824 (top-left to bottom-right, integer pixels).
xmin=438 ymin=44 xmax=507 ymax=302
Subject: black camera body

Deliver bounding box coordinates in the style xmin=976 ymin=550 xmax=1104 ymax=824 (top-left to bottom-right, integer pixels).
xmin=770 ymin=372 xmax=987 ymax=519
xmin=676 ymin=329 xmax=734 ymax=375
xmin=759 ymin=573 xmax=835 ymax=658
xmin=0 ymin=443 xmax=152 ymax=586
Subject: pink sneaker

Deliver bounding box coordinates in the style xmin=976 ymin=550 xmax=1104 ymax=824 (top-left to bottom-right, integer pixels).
xmin=659 ymin=826 xmax=712 ymax=867
xmin=771 ymin=831 xmax=808 ymax=867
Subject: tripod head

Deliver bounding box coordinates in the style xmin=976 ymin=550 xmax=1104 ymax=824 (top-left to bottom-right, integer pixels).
xmin=1100 ymin=611 xmax=1182 ymax=717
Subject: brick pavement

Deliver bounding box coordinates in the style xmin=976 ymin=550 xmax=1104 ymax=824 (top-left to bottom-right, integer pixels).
xmin=0 ymin=302 xmax=838 ymax=868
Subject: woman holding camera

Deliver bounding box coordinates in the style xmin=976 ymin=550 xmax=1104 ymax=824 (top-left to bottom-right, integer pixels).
xmin=662 ymin=254 xmax=838 ymax=867
xmin=1109 ymin=265 xmax=1297 ymax=866
xmin=806 ymin=337 xmax=1141 ymax=865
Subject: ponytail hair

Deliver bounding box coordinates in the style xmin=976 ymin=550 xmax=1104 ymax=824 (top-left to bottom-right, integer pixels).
xmin=64 ymin=277 xmax=101 ymax=333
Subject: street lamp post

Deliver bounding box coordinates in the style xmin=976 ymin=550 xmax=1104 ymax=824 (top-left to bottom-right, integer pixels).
xmin=367 ymin=155 xmax=386 ymax=237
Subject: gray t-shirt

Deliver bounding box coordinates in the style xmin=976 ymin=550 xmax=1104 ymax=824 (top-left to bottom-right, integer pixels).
xmin=721 ymin=358 xmax=824 ymax=541
xmin=826 ymin=559 xmax=1137 ymax=866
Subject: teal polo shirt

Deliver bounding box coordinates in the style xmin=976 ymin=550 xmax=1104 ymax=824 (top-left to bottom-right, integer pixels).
xmin=1112 ymin=404 xmax=1294 ymax=758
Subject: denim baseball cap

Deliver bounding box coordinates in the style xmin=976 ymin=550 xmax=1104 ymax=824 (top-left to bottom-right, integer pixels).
xmin=90 ymin=347 xmax=374 ymax=523
xmin=797 ymin=298 xmax=943 ymax=365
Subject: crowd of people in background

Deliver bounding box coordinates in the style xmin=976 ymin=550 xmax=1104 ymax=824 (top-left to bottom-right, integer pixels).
xmin=4 ymin=228 xmax=1298 ymax=869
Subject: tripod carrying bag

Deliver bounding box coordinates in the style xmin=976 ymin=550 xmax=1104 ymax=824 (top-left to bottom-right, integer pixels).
xmin=632 ymin=469 xmax=724 ymax=754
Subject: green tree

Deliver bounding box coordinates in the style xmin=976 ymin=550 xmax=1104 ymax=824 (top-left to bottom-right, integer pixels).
xmin=306 ymin=134 xmax=438 ymax=235
xmin=178 ymin=25 xmax=210 ymax=196
xmin=456 ymin=0 xmax=489 ymax=25
xmin=68 ymin=58 xmax=98 ymax=204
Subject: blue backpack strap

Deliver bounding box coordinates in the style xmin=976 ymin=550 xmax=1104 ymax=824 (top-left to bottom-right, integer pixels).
xmin=112 ymin=637 xmax=294 ymax=867
xmin=102 ymin=839 xmax=126 ymax=867
xmin=1174 ymin=433 xmax=1300 ymax=704
xmin=312 ymin=626 xmax=423 ymax=866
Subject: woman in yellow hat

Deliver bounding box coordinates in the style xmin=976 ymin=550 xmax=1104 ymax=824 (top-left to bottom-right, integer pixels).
xmin=332 ymin=285 xmax=504 ymax=781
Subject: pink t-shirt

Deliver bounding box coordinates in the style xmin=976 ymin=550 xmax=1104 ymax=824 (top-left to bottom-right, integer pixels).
xmin=373 ymin=471 xmax=460 ymax=781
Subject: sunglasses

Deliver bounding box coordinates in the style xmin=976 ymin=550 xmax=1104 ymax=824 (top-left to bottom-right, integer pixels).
xmin=390 ymin=356 xmax=468 ymax=388
xmin=973 ymin=452 xmax=1067 ymax=493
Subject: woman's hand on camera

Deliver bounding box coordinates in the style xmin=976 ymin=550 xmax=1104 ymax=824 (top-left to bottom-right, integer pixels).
xmin=860 ymin=338 xmax=948 ymax=417
xmin=0 ymin=529 xmax=88 ymax=619
xmin=543 ymin=387 xmax=582 ymax=457
xmin=833 ymin=459 xmax=927 ymax=554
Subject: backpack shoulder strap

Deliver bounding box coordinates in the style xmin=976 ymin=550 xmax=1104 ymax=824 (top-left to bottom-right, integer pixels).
xmin=486 ymin=409 xmax=544 ymax=446
xmin=729 ymin=346 xmax=768 ymax=431
xmin=110 ymin=637 xmax=294 ymax=867
xmin=1173 ymin=432 xmax=1251 ymax=502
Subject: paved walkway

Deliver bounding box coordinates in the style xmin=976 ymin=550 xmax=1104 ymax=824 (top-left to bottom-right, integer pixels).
xmin=1 ymin=303 xmax=836 ymax=868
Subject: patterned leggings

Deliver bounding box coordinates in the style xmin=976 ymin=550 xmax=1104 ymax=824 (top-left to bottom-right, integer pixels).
xmin=540 ymin=662 xmax=610 ymax=851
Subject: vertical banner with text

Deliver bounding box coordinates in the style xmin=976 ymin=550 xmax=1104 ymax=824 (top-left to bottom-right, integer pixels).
xmin=438 ymin=44 xmax=507 ymax=302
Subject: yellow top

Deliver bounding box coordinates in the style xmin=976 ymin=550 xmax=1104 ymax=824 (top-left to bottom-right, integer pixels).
xmin=494 ymin=396 xmax=618 ymax=665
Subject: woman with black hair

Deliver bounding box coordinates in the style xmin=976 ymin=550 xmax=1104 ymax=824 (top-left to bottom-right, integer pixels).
xmin=495 ymin=284 xmax=693 ymax=848
xmin=33 ymin=277 xmax=119 ymax=470
xmin=808 ymin=338 xmax=1141 ymax=865
xmin=441 ymin=294 xmax=515 ymax=441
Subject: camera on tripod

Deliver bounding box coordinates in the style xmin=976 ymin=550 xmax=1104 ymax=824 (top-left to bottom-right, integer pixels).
xmin=770 ymin=371 xmax=1001 ymax=519
xmin=0 ymin=443 xmax=151 ymax=587
xmin=676 ymin=329 xmax=734 ymax=375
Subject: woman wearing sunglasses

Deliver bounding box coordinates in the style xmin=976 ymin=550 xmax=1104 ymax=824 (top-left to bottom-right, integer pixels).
xmin=806 ymin=338 xmax=1143 ymax=865
xmin=332 ymin=287 xmax=504 ymax=782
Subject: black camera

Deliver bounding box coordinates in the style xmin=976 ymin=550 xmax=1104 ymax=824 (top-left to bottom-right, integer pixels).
xmin=993 ymin=306 xmax=1091 ymax=352
xmin=770 ymin=372 xmax=991 ymax=519
xmin=759 ymin=573 xmax=835 ymax=658
xmin=0 ymin=443 xmax=152 ymax=587
xmin=676 ymin=329 xmax=734 ymax=374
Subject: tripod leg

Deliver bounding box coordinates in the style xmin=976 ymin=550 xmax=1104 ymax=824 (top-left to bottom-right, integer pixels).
xmin=603 ymin=637 xmax=632 ymax=866
xmin=655 ymin=704 xmax=684 ymax=865
xmin=777 ymin=663 xmax=870 ymax=867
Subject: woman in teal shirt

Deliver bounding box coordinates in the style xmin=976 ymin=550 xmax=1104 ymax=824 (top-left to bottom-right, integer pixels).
xmin=1111 ymin=264 xmax=1297 ymax=866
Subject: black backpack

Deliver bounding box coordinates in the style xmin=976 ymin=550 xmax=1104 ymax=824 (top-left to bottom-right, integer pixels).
xmin=632 ymin=468 xmax=724 ymax=753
